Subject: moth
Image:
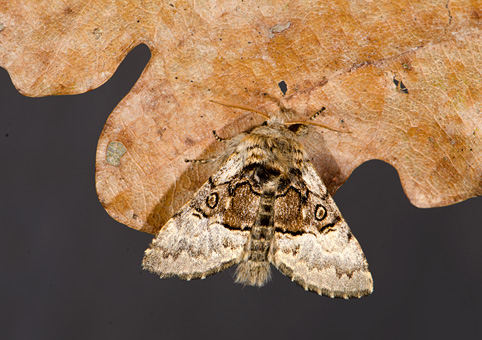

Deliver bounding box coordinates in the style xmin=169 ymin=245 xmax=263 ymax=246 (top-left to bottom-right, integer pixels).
xmin=142 ymin=120 xmax=373 ymax=298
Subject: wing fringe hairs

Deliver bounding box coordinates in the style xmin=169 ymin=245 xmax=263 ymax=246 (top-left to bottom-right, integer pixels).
xmin=142 ymin=122 xmax=373 ymax=299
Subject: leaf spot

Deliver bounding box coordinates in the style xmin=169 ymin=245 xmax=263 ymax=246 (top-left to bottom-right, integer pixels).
xmin=93 ymin=28 xmax=102 ymax=40
xmin=106 ymin=141 xmax=127 ymax=167
xmin=268 ymin=22 xmax=291 ymax=38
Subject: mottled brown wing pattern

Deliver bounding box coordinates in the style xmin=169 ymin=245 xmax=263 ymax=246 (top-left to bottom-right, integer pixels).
xmin=270 ymin=161 xmax=373 ymax=298
xmin=143 ymin=123 xmax=373 ymax=298
xmin=142 ymin=152 xmax=255 ymax=280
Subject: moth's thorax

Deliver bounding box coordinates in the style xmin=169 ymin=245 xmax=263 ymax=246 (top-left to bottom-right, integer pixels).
xmin=236 ymin=124 xmax=306 ymax=182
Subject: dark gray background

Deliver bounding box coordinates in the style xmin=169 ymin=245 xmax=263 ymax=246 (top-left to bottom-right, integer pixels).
xmin=1 ymin=45 xmax=481 ymax=340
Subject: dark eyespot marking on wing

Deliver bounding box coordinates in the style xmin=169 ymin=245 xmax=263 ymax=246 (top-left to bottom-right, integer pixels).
xmin=314 ymin=204 xmax=327 ymax=221
xmin=206 ymin=192 xmax=218 ymax=209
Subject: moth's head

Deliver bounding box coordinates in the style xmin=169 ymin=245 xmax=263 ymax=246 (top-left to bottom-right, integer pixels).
xmin=287 ymin=123 xmax=309 ymax=136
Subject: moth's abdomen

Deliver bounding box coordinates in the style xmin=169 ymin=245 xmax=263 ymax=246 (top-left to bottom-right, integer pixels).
xmin=250 ymin=187 xmax=276 ymax=262
xmin=235 ymin=186 xmax=276 ymax=287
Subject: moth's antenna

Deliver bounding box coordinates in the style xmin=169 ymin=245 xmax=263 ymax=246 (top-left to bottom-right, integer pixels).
xmin=285 ymin=120 xmax=352 ymax=133
xmin=210 ymin=99 xmax=350 ymax=133
xmin=209 ymin=99 xmax=271 ymax=120
xmin=212 ymin=130 xmax=227 ymax=142
xmin=310 ymin=107 xmax=325 ymax=120
xmin=283 ymin=106 xmax=351 ymax=133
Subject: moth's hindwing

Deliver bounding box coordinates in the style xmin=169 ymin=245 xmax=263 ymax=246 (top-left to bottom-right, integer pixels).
xmin=270 ymin=161 xmax=373 ymax=298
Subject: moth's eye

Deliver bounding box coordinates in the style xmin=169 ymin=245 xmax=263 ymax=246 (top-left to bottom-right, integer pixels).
xmin=288 ymin=123 xmax=304 ymax=133
xmin=314 ymin=204 xmax=327 ymax=221
xmin=206 ymin=193 xmax=219 ymax=209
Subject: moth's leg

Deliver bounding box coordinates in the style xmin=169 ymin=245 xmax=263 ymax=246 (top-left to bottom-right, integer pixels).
xmin=185 ymin=155 xmax=222 ymax=164
xmin=185 ymin=130 xmax=233 ymax=163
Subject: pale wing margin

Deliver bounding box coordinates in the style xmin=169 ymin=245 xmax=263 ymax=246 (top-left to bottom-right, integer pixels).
xmin=143 ymin=206 xmax=249 ymax=280
xmin=300 ymin=160 xmax=328 ymax=196
xmin=271 ymin=222 xmax=373 ymax=299
xmin=210 ymin=151 xmax=245 ymax=185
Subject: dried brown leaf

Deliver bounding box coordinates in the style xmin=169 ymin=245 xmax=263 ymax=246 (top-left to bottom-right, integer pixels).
xmin=1 ymin=0 xmax=481 ymax=233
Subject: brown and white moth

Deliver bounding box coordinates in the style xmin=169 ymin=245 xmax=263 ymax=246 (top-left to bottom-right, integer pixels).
xmin=142 ymin=121 xmax=373 ymax=299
